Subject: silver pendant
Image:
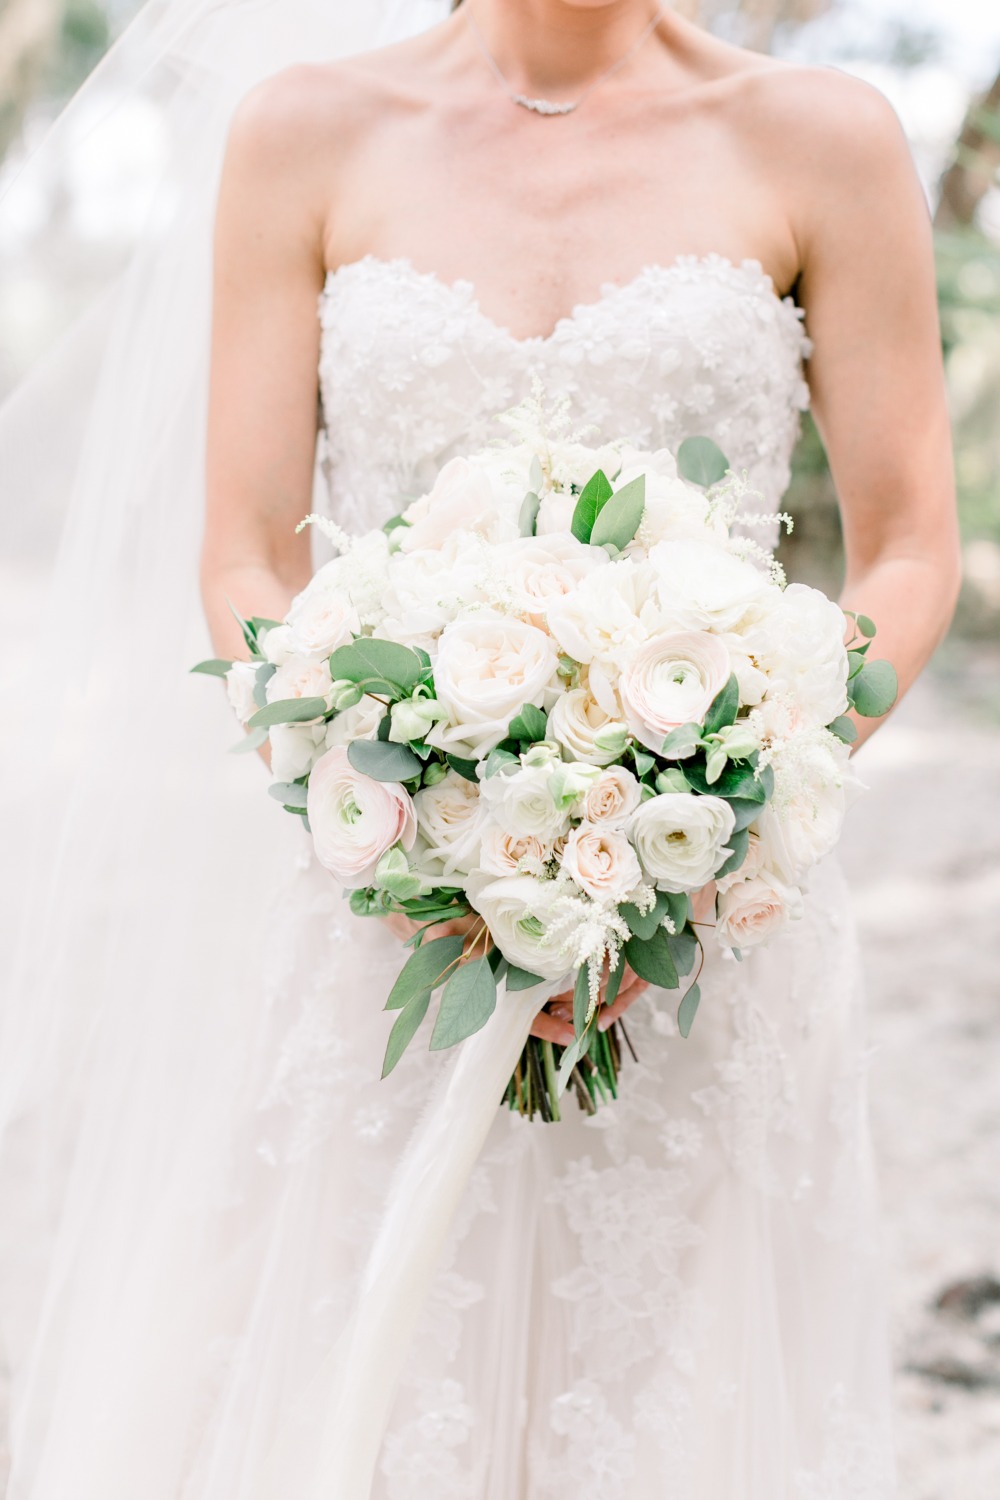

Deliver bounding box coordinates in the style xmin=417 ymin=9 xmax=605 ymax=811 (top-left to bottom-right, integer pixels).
xmin=512 ymin=93 xmax=578 ymax=116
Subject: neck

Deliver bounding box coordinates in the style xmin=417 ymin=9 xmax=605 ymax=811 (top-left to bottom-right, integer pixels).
xmin=463 ymin=1 xmax=664 ymax=99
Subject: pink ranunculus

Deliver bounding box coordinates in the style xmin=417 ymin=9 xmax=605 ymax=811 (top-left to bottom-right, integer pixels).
xmin=620 ymin=631 xmax=732 ymax=752
xmin=306 ymin=746 xmax=416 ymax=887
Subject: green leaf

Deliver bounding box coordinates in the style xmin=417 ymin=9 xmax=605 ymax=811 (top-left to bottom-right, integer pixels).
xmin=662 ymin=723 xmax=702 ymax=759
xmin=430 ymin=957 xmax=498 ymax=1050
xmin=846 ymin=649 xmax=867 ymax=680
xmin=519 ymin=490 xmax=542 ymax=537
xmin=703 ymin=674 xmax=740 ymax=736
xmin=484 ymin=746 xmax=519 ymax=778
xmin=248 ymin=696 xmax=327 ymax=728
xmin=555 ymin=1030 xmax=588 ymax=1096
xmin=604 ymin=958 xmax=624 ymax=1007
xmin=229 ymin=725 xmax=269 ymax=755
xmin=383 ymin=513 xmax=410 ymax=534
xmin=487 ymin=948 xmax=509 ymax=982
xmin=249 ymin=616 xmax=283 ymax=634
xmin=827 ymin=714 xmax=858 ymax=745
xmin=855 ymin=614 xmax=877 ymax=639
xmin=508 ymin=703 xmax=548 ymax=742
xmin=677 ymin=436 xmax=729 ymax=488
xmin=668 ymin=928 xmax=699 ymax=979
xmin=506 ymin=965 xmax=545 ymax=991
xmin=632 ymin=749 xmax=656 ymax=779
xmin=570 ymin=468 xmax=613 ymax=543
xmin=445 ymin=753 xmax=480 ymax=783
xmin=850 ymin=659 xmax=898 ymax=718
xmin=328 ymin=639 xmax=424 ymax=696
xmin=677 ymin=982 xmax=701 ymax=1039
xmin=226 ymin=597 xmax=260 ymax=657
xmin=381 ymin=990 xmax=431 ymax=1077
xmin=347 ymin=738 xmax=424 ymax=782
xmin=190 ymin=658 xmax=233 ymax=678
xmin=620 ymin=890 xmax=670 ymax=942
xmin=664 ymin=891 xmax=690 ymax=930
xmin=624 ymin=928 xmax=679 ymax=990
xmin=729 ymin=798 xmax=767 ymax=833
xmin=704 ymin=746 xmax=728 ymax=785
xmin=386 ymin=934 xmax=465 ymax=1011
xmin=267 ymin=780 xmax=309 ymax=811
xmin=684 ymin=760 xmax=768 ymax=804
xmin=590 ymin=474 xmax=646 ymax=550
xmin=714 ymin=825 xmax=749 ymax=880
xmin=573 ymin=964 xmax=591 ymax=1038
xmin=253 ymin=661 xmax=277 ymax=708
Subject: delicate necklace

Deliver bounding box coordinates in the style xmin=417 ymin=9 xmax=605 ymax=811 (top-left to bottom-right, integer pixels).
xmin=465 ymin=5 xmax=663 ymax=117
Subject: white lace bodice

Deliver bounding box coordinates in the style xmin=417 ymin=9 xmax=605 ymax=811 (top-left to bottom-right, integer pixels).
xmin=317 ymin=253 xmax=812 ymax=538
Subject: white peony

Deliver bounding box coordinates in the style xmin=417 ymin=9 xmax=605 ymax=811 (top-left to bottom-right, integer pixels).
xmin=630 ymin=792 xmax=736 ymax=892
xmin=307 ymin=745 xmax=417 ymax=886
xmin=548 ymin=686 xmax=628 ymax=766
xmin=269 ymin=721 xmax=327 ymax=783
xmin=560 ymin=823 xmax=642 ymax=905
xmin=379 ymin=537 xmax=489 ymax=651
xmin=286 ymin=584 xmax=359 ymax=658
xmin=412 ymin=770 xmax=482 ymax=879
xmin=429 ymin=612 xmax=559 ymax=758
xmin=479 ymin=762 xmax=569 ymax=842
xmin=646 ymin=538 xmax=768 ymax=633
xmin=580 ymin=766 xmax=643 ymax=828
xmin=225 ymin=661 xmax=258 ymax=726
xmin=546 ymin=560 xmax=651 ymax=666
xmin=399 ymin=457 xmax=517 ymax=552
xmin=745 ymin=583 xmax=849 ymax=726
xmin=491 ymin=534 xmax=607 ymax=623
xmin=716 ymin=873 xmax=803 ymax=949
xmin=715 ymin=805 xmax=799 ymax=893
xmin=770 ymin=734 xmax=860 ymax=876
xmin=469 ymin=874 xmax=574 ymax=980
xmin=620 ymin=631 xmax=732 ymax=751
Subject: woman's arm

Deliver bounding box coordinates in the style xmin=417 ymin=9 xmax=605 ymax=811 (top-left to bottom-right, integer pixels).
xmin=784 ymin=73 xmax=962 ymax=745
xmin=201 ymin=71 xmax=333 ymax=661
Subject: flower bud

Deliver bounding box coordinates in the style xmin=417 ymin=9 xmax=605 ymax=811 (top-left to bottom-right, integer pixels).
xmin=373 ymin=846 xmax=422 ymax=901
xmin=716 ymin=722 xmax=761 ymax=761
xmin=328 ymin=679 xmax=364 ymax=712
xmin=655 ymin=768 xmax=690 ymax=795
xmin=521 ymin=740 xmax=562 ymax=769
xmin=591 ymin=721 xmax=629 ymax=758
xmin=389 ymin=695 xmax=444 ymax=744
xmin=549 ymin=761 xmax=601 ymax=809
xmin=422 ymin=759 xmax=449 ymax=787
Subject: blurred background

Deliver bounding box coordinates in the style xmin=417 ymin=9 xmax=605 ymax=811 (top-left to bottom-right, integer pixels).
xmin=0 ymin=1 xmax=998 ymax=1495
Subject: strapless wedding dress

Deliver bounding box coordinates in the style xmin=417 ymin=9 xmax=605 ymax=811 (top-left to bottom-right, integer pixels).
xmin=6 ymin=255 xmax=897 ymax=1500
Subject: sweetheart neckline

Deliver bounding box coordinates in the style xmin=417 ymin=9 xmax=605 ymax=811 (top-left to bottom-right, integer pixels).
xmin=319 ymin=251 xmax=804 ymax=350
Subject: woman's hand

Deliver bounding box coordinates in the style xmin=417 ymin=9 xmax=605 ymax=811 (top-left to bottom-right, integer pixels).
xmin=531 ymin=964 xmax=649 ymax=1047
xmin=382 ymin=910 xmax=481 ymax=947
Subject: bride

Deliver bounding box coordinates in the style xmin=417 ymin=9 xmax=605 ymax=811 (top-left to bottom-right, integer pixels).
xmin=0 ymin=0 xmax=959 ymax=1496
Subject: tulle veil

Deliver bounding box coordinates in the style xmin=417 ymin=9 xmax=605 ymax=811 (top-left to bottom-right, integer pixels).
xmin=0 ymin=1 xmax=479 ymax=1493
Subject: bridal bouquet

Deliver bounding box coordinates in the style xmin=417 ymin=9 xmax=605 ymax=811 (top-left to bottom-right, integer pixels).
xmin=196 ymin=399 xmax=896 ymax=1120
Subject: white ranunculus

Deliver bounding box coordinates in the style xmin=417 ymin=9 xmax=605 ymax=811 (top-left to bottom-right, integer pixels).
xmin=620 ymin=631 xmax=732 ymax=752
xmin=479 ymin=762 xmax=569 ymax=842
xmin=399 ymin=457 xmax=517 ymax=552
xmin=560 ymin=823 xmax=642 ymax=905
xmin=324 ymin=694 xmax=384 ymax=747
xmin=307 ymin=745 xmax=417 ymax=887
xmin=286 ymin=585 xmax=359 ymax=658
xmin=770 ymin=735 xmax=860 ymax=875
xmin=265 ymin=655 xmax=333 ymax=713
xmin=492 ymin=534 xmax=607 ymax=623
xmin=549 ymin=687 xmax=627 ymax=766
xmin=225 ymin=661 xmax=258 ymax=725
xmin=469 ymin=874 xmax=574 ymax=980
xmin=546 ymin=560 xmax=650 ymax=666
xmin=716 ymin=873 xmax=803 ymax=949
xmin=746 ymin=583 xmax=849 ymax=726
xmin=646 ymin=538 xmax=769 ymax=633
xmin=580 ymin=767 xmax=643 ymax=827
xmin=630 ymin=792 xmax=736 ymax=892
xmin=269 ymin=721 xmax=327 ymax=783
xmin=412 ymin=770 xmax=482 ymax=878
xmin=429 ymin=613 xmax=559 ymax=758
xmin=477 ymin=825 xmax=553 ymax=877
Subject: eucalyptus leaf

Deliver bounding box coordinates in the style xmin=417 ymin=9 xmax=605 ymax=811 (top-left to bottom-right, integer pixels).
xmin=381 ymin=990 xmax=431 ymax=1078
xmin=253 ymin=661 xmax=277 ymax=709
xmin=190 ymin=658 xmax=233 ymax=678
xmin=664 ymin=891 xmax=690 ymax=931
xmin=508 ymin=703 xmax=548 ymax=742
xmin=620 ymin=890 xmax=670 ymax=942
xmin=328 ymin=638 xmax=424 ymax=695
xmin=446 ymin=753 xmax=480 ymax=783
xmin=714 ymin=826 xmax=750 ymax=880
xmin=386 ymin=934 xmax=464 ymax=1011
xmin=850 ymin=659 xmax=898 ymax=718
xmin=677 ymin=435 xmax=729 ymax=488
xmin=506 ymin=965 xmax=546 ymax=991
xmin=249 ymin=616 xmax=284 ymax=634
xmin=572 ymin=965 xmax=591 ymax=1038
xmin=429 ymin=957 xmax=498 ymax=1050
xmin=703 ymin=674 xmax=740 ymax=736
xmin=267 ymin=781 xmax=309 ymax=811
xmin=855 ymin=613 xmax=877 ymax=639
xmin=570 ymin=468 xmax=613 ymax=544
xmin=729 ymin=798 xmax=768 ymax=833
xmin=624 ymin=928 xmax=679 ymax=990
xmin=229 ymin=725 xmax=269 ymax=755
xmin=662 ymin=723 xmax=702 ymax=759
xmin=590 ymin=474 xmax=646 ymax=550
xmin=677 ymin=981 xmax=702 ymax=1039
xmin=484 ymin=746 xmax=519 ymax=778
xmin=827 ymin=714 xmax=858 ymax=745
xmin=347 ymin=738 xmax=424 ymax=782
xmin=846 ymin=649 xmax=867 ymax=680
xmin=668 ymin=928 xmax=699 ymax=979
xmin=604 ymin=958 xmax=624 ymax=1007
xmin=519 ymin=490 xmax=542 ymax=537
xmin=632 ymin=749 xmax=656 ymax=779
xmin=226 ymin=597 xmax=259 ymax=656
xmin=555 ymin=1031 xmax=588 ymax=1096
xmin=248 ymin=696 xmax=327 ymax=728
xmin=684 ymin=760 xmax=768 ymax=803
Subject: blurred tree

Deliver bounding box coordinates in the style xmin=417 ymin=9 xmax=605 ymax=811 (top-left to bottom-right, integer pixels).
xmin=936 ymin=67 xmax=1000 ymax=232
xmin=0 ymin=0 xmax=109 ymax=163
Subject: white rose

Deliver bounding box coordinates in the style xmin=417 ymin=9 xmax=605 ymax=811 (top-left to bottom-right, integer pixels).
xmin=746 ymin=583 xmax=849 ymax=726
xmin=549 ymin=687 xmax=628 ymax=766
xmin=647 ymin=538 xmax=769 ymax=632
xmin=620 ymin=631 xmax=732 ymax=752
xmin=260 ymin=623 xmax=295 ymax=666
xmin=560 ymin=823 xmax=642 ymax=905
xmin=400 ymin=457 xmax=517 ymax=552
xmin=324 ymin=694 xmax=384 ymax=747
xmin=580 ymin=767 xmax=643 ymax=827
xmin=286 ymin=585 xmax=359 ymax=657
xmin=534 ymin=489 xmax=577 ymax=537
xmin=469 ymin=874 xmax=573 ymax=980
xmin=307 ymin=745 xmax=417 ymax=886
xmin=225 ymin=661 xmax=258 ymax=726
xmin=429 ymin=612 xmax=558 ymax=758
xmin=613 ymin=448 xmax=724 ymax=553
xmin=265 ymin=655 xmax=333 ymax=714
xmin=716 ymin=873 xmax=803 ymax=950
xmin=547 ymin=560 xmax=650 ymax=666
xmin=412 ymin=770 xmax=482 ymax=878
xmin=479 ymin=762 xmax=569 ymax=842
xmin=478 ymin=825 xmax=552 ymax=877
xmin=492 ymin=535 xmax=607 ymax=622
xmin=269 ymin=721 xmax=327 ymax=782
xmin=630 ymin=792 xmax=736 ymax=892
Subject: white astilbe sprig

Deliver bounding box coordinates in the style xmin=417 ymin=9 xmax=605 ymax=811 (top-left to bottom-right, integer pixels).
xmin=706 ymin=470 xmax=793 ymax=583
xmin=295 ymin=512 xmax=357 ymax=555
xmin=544 ymin=887 xmax=632 ymax=1021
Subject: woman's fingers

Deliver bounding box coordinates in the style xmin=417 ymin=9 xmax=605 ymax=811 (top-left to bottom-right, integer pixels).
xmin=529 ymin=1012 xmax=575 ymax=1046
xmin=597 ymin=976 xmax=650 ymax=1030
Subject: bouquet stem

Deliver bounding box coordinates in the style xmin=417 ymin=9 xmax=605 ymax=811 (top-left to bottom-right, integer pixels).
xmin=503 ymin=1020 xmax=631 ymax=1122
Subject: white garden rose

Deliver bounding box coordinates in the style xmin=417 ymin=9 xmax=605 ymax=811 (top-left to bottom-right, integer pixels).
xmin=613 ymin=446 xmax=724 ymax=553
xmin=286 ymin=584 xmax=359 ymax=658
xmin=560 ymin=823 xmax=642 ymax=905
xmin=580 ymin=767 xmax=643 ymax=828
xmin=307 ymin=745 xmax=417 ymax=886
xmin=534 ymin=489 xmax=577 ymax=537
xmin=429 ymin=612 xmax=559 ymax=758
xmin=745 ymin=583 xmax=849 ymax=726
xmin=265 ymin=655 xmax=333 ymax=714
xmin=469 ymin=874 xmax=574 ymax=980
xmin=646 ymin=538 xmax=768 ymax=633
xmin=324 ymin=694 xmax=384 ymax=747
xmin=225 ymin=661 xmax=258 ymax=725
xmin=379 ymin=539 xmax=489 ymax=651
xmin=620 ymin=631 xmax=732 ymax=752
xmin=269 ymin=721 xmax=327 ymax=783
xmin=492 ymin=534 xmax=607 ymax=623
xmin=478 ymin=825 xmax=552 ymax=877
xmin=716 ymin=873 xmax=804 ymax=949
xmin=630 ymin=791 xmax=736 ymax=892
xmin=260 ymin=623 xmax=295 ymax=666
xmin=479 ymin=762 xmax=569 ymax=842
xmin=548 ymin=687 xmax=628 ymax=766
xmin=412 ymin=770 xmax=482 ymax=879
xmin=399 ymin=457 xmax=517 ymax=552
